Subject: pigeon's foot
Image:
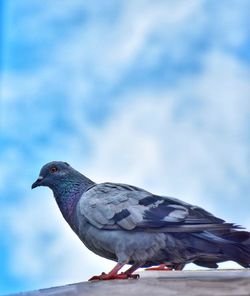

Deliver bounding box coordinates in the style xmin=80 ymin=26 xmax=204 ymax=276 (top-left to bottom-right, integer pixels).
xmin=88 ymin=262 xmax=140 ymax=281
xmin=89 ymin=272 xmax=139 ymax=281
xmin=145 ymin=264 xmax=173 ymax=271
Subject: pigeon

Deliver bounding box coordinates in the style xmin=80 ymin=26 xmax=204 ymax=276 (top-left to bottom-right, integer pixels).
xmin=32 ymin=161 xmax=250 ymax=280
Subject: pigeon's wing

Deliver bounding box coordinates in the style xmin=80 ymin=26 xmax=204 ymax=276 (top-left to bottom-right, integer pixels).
xmin=79 ymin=182 xmax=237 ymax=232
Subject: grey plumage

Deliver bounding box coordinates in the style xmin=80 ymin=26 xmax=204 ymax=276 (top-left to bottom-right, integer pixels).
xmin=32 ymin=161 xmax=250 ymax=279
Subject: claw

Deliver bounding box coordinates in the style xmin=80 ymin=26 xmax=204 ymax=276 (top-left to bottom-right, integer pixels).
xmin=88 ymin=262 xmax=141 ymax=281
xmin=88 ymin=272 xmax=139 ymax=281
xmin=130 ymin=273 xmax=140 ymax=279
xmin=88 ymin=273 xmax=107 ymax=281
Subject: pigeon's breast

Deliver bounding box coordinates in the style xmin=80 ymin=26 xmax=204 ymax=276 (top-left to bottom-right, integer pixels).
xmin=74 ymin=205 xmax=118 ymax=261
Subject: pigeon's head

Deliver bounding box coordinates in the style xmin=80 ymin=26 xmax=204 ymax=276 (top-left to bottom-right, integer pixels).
xmin=31 ymin=161 xmax=73 ymax=190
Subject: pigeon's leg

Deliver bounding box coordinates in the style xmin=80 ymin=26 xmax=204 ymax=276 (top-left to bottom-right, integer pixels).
xmin=88 ymin=262 xmax=124 ymax=281
xmin=89 ymin=262 xmax=138 ymax=281
xmin=145 ymin=264 xmax=173 ymax=271
xmin=123 ymin=262 xmax=142 ymax=279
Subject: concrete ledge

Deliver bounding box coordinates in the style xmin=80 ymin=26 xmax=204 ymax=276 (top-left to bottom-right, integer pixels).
xmin=8 ymin=269 xmax=250 ymax=296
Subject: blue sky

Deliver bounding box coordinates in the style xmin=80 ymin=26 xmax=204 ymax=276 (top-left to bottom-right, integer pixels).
xmin=1 ymin=0 xmax=250 ymax=294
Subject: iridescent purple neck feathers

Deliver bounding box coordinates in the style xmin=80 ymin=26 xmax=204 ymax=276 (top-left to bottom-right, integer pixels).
xmin=53 ymin=174 xmax=94 ymax=227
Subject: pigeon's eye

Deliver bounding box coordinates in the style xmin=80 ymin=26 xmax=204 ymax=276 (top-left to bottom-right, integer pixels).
xmin=50 ymin=166 xmax=58 ymax=173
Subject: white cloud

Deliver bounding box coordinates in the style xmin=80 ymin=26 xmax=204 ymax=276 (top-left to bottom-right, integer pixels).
xmin=3 ymin=0 xmax=250 ymax=108
xmin=3 ymin=0 xmax=205 ymax=96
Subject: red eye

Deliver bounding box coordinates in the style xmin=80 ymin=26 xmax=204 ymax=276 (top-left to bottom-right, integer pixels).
xmin=50 ymin=166 xmax=58 ymax=173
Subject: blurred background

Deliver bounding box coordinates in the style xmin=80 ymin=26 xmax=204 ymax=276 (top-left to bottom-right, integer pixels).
xmin=1 ymin=0 xmax=250 ymax=294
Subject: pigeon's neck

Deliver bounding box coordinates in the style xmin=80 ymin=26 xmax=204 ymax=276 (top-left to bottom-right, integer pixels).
xmin=53 ymin=174 xmax=94 ymax=227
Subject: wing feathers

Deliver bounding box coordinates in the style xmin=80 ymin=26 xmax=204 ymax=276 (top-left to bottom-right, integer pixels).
xmin=80 ymin=183 xmax=234 ymax=233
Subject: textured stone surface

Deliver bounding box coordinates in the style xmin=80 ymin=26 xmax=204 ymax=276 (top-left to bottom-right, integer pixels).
xmin=8 ymin=270 xmax=250 ymax=296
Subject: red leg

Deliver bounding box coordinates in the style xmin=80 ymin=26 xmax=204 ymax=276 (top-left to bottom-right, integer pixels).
xmin=89 ymin=262 xmax=140 ymax=281
xmin=145 ymin=264 xmax=173 ymax=271
xmin=124 ymin=263 xmax=142 ymax=279
xmin=89 ymin=262 xmax=125 ymax=281
xmin=89 ymin=262 xmax=143 ymax=281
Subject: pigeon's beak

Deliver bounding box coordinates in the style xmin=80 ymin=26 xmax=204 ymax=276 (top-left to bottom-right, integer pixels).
xmin=31 ymin=176 xmax=44 ymax=189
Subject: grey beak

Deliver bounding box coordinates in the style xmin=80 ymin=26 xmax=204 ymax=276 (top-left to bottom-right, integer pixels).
xmin=31 ymin=176 xmax=44 ymax=189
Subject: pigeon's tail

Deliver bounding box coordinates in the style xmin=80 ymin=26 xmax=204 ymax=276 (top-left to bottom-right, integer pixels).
xmin=192 ymin=230 xmax=250 ymax=268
